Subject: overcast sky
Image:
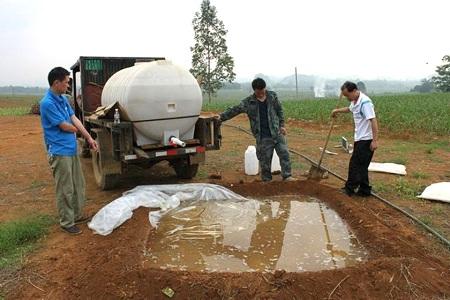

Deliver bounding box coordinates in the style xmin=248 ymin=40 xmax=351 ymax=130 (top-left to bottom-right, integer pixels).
xmin=0 ymin=0 xmax=448 ymax=86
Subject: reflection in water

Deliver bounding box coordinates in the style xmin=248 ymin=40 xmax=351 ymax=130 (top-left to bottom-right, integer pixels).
xmin=143 ymin=195 xmax=367 ymax=272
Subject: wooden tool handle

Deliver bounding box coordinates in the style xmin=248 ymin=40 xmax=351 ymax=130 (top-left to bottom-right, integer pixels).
xmin=317 ymin=94 xmax=343 ymax=168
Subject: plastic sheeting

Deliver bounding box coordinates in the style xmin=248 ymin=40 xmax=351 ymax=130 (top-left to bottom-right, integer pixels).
xmin=417 ymin=182 xmax=450 ymax=203
xmin=368 ymin=162 xmax=407 ymax=175
xmin=88 ymin=183 xmax=248 ymax=236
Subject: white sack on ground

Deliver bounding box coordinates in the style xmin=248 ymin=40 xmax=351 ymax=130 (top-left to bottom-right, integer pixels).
xmin=368 ymin=162 xmax=407 ymax=175
xmin=417 ymin=182 xmax=450 ymax=203
xmin=88 ymin=183 xmax=248 ymax=236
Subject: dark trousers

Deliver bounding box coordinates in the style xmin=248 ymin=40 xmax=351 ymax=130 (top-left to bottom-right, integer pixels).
xmin=345 ymin=140 xmax=374 ymax=195
xmin=256 ymin=136 xmax=292 ymax=181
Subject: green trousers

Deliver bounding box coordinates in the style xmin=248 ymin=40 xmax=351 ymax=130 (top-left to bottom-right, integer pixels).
xmin=48 ymin=155 xmax=86 ymax=228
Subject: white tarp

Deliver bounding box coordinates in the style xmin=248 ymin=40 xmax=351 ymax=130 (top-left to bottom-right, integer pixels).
xmin=88 ymin=183 xmax=247 ymax=236
xmin=368 ymin=162 xmax=407 ymax=175
xmin=417 ymin=182 xmax=450 ymax=203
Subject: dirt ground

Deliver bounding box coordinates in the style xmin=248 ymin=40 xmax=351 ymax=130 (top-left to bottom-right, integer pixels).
xmin=1 ymin=114 xmax=450 ymax=299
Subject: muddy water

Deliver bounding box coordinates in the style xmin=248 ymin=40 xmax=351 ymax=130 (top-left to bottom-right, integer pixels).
xmin=143 ymin=195 xmax=367 ymax=272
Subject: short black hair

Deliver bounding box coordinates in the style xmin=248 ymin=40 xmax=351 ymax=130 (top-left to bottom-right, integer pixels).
xmin=341 ymin=81 xmax=358 ymax=92
xmin=48 ymin=67 xmax=70 ymax=87
xmin=252 ymin=77 xmax=266 ymax=90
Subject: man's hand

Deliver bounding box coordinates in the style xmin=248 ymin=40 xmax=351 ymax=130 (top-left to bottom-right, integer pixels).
xmin=370 ymin=140 xmax=378 ymax=151
xmin=280 ymin=127 xmax=287 ymax=135
xmin=87 ymin=137 xmax=98 ymax=152
xmin=213 ymin=114 xmax=222 ymax=124
xmin=331 ymin=109 xmax=339 ymax=118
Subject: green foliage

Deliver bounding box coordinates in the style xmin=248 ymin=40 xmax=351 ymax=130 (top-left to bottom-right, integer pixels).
xmin=0 ymin=215 xmax=54 ymax=268
xmin=432 ymin=55 xmax=450 ymax=92
xmin=394 ymin=178 xmax=423 ymax=199
xmin=203 ymin=92 xmax=450 ymax=136
xmin=390 ymin=157 xmax=408 ymax=165
xmin=191 ymin=0 xmax=235 ymax=103
xmin=419 ymin=215 xmax=433 ymax=226
xmin=411 ymin=171 xmax=429 ymax=179
xmin=411 ymin=78 xmax=435 ymax=93
xmin=0 ymin=107 xmax=29 ymax=116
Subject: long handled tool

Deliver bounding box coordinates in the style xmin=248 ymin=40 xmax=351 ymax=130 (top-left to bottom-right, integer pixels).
xmin=308 ymin=93 xmax=343 ymax=180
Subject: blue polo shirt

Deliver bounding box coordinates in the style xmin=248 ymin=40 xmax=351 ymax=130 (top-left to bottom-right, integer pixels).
xmin=40 ymin=89 xmax=77 ymax=156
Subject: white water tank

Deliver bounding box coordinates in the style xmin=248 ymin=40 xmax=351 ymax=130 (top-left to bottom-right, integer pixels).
xmin=244 ymin=146 xmax=259 ymax=175
xmin=101 ymin=60 xmax=202 ymax=146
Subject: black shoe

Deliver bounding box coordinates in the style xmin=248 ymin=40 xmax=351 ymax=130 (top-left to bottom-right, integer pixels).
xmin=75 ymin=215 xmax=91 ymax=225
xmin=61 ymin=225 xmax=82 ymax=235
xmin=340 ymin=187 xmax=354 ymax=197
xmin=356 ymin=190 xmax=372 ymax=197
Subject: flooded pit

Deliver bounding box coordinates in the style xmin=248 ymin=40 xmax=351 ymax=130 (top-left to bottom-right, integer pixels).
xmin=143 ymin=195 xmax=367 ymax=272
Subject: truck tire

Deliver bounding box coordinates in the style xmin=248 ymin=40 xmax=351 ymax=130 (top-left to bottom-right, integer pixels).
xmin=92 ymin=149 xmax=119 ymax=190
xmin=173 ymin=160 xmax=199 ymax=179
xmin=92 ymin=129 xmax=121 ymax=190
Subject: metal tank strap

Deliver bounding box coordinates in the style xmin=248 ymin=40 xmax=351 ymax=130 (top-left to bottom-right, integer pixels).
xmin=130 ymin=115 xmax=200 ymax=123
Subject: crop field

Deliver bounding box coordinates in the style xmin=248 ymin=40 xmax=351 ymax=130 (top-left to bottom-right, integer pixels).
xmin=204 ymin=92 xmax=450 ymax=136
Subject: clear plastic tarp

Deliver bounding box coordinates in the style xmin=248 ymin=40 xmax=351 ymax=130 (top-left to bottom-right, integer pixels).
xmin=88 ymin=183 xmax=247 ymax=236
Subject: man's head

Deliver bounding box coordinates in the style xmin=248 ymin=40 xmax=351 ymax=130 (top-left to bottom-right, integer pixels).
xmin=48 ymin=67 xmax=70 ymax=95
xmin=252 ymin=77 xmax=266 ymax=100
xmin=340 ymin=81 xmax=360 ymax=102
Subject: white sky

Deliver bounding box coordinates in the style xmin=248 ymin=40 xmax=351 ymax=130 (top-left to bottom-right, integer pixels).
xmin=0 ymin=0 xmax=448 ymax=86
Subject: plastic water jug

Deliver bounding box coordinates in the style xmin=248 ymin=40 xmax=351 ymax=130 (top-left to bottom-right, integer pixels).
xmin=271 ymin=150 xmax=281 ymax=173
xmin=244 ymin=146 xmax=259 ymax=175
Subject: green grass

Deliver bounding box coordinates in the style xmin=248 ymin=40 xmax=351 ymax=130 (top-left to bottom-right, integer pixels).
xmin=0 ymin=94 xmax=41 ymax=116
xmin=204 ymin=92 xmax=450 ymax=136
xmin=432 ymin=206 xmax=444 ymax=215
xmin=419 ymin=215 xmax=433 ymax=226
xmin=411 ymin=171 xmax=430 ymax=179
xmin=373 ymin=178 xmax=425 ymax=200
xmin=0 ymin=215 xmax=54 ymax=269
xmin=0 ymin=107 xmax=30 ymax=116
xmin=394 ymin=178 xmax=424 ymax=200
xmin=196 ymin=168 xmax=208 ymax=179
xmin=389 ymin=157 xmax=408 ymax=165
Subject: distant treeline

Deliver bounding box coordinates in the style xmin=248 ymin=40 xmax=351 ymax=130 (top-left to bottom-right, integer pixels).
xmin=0 ymin=86 xmax=46 ymax=95
xmin=1 ymin=76 xmax=420 ymax=97
xmin=223 ymin=75 xmax=420 ymax=95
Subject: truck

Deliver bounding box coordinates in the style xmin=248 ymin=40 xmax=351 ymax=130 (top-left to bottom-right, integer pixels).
xmin=70 ymin=56 xmax=221 ymax=190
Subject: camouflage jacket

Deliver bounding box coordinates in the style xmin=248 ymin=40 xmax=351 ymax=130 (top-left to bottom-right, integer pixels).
xmin=219 ymin=91 xmax=285 ymax=141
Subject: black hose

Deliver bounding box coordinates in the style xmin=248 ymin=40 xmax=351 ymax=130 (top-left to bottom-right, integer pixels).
xmin=223 ymin=123 xmax=450 ymax=249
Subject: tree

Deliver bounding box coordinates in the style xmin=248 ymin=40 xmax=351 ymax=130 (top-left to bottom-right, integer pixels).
xmin=432 ymin=55 xmax=450 ymax=92
xmin=190 ymin=0 xmax=235 ymax=103
xmin=411 ymin=78 xmax=434 ymax=93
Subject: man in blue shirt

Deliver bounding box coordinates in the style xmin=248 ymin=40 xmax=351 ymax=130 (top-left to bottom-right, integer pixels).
xmin=40 ymin=67 xmax=98 ymax=234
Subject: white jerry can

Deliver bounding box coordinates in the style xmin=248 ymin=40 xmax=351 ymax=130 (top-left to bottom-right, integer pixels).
xmin=244 ymin=146 xmax=259 ymax=175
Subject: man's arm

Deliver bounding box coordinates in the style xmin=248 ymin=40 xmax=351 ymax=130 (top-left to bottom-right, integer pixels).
xmin=370 ymin=117 xmax=379 ymax=151
xmin=331 ymin=107 xmax=350 ymax=117
xmin=71 ymin=115 xmax=98 ymax=151
xmin=217 ymin=99 xmax=247 ymax=122
xmin=59 ymin=122 xmax=78 ymax=133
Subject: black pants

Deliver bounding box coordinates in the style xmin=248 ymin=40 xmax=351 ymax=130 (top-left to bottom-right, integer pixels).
xmin=345 ymin=140 xmax=374 ymax=195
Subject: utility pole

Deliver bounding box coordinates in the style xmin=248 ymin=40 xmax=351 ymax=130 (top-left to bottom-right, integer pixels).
xmin=295 ymin=66 xmax=299 ymax=99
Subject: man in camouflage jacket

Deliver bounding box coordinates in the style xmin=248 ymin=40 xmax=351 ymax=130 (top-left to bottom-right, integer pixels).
xmin=218 ymin=78 xmax=294 ymax=182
